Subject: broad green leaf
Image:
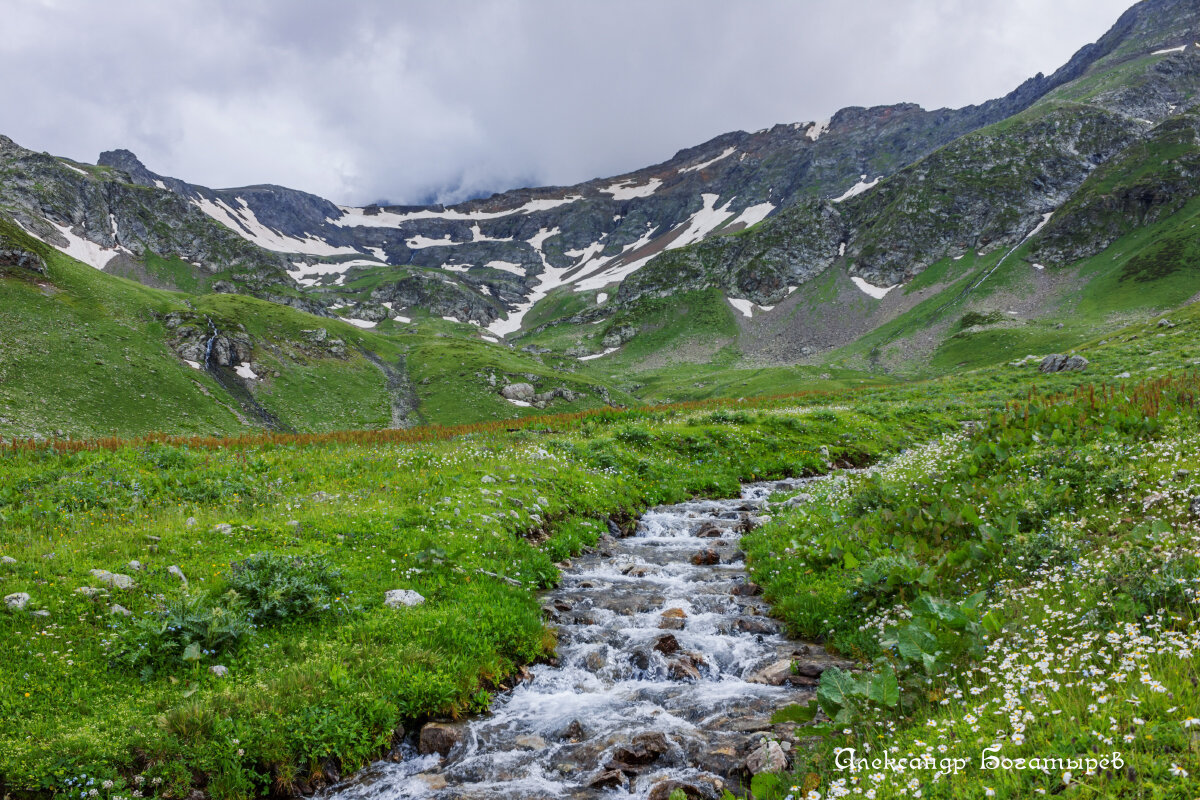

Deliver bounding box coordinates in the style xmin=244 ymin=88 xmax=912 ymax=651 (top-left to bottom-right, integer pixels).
xmin=896 ymin=625 xmax=937 ymax=664
xmin=751 ymin=772 xmax=781 ymax=797
xmin=868 ymin=666 xmax=899 ymax=708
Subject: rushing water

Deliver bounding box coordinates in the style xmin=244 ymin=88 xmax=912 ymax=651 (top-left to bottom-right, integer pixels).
xmin=326 ymin=479 xmax=849 ymax=800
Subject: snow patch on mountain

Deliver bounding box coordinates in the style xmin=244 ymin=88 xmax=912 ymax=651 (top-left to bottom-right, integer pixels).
xmin=330 ymin=196 xmax=582 ymax=227
xmin=832 ymin=175 xmax=881 ymax=203
xmin=850 ymin=276 xmax=898 ymax=299
xmin=731 ymin=202 xmax=775 ymax=229
xmin=807 ymin=119 xmax=831 ymax=141
xmin=600 ymin=177 xmax=662 ymax=200
xmin=406 ymin=234 xmax=454 ymax=249
xmin=667 ymin=193 xmax=735 ymax=250
xmin=488 ymin=227 xmax=569 ymax=336
xmin=20 ymin=218 xmax=124 ymax=270
xmin=486 ymin=260 xmax=526 ymax=276
xmin=727 ymin=297 xmax=774 ymax=318
xmin=194 ymin=195 xmax=358 ymax=256
xmin=577 ymin=347 xmax=619 ymax=361
xmin=679 ymin=146 xmax=737 ymax=174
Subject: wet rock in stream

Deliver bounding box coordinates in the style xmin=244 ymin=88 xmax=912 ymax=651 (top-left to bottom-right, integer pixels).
xmin=323 ymin=479 xmax=844 ymax=800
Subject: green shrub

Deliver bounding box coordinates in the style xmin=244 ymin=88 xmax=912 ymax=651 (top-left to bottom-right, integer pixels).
xmin=117 ymin=591 xmax=250 ymax=674
xmin=226 ymin=552 xmax=344 ymax=626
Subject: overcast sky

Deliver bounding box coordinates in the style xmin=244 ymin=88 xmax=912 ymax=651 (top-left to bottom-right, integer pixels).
xmin=2 ymin=0 xmax=1134 ymax=206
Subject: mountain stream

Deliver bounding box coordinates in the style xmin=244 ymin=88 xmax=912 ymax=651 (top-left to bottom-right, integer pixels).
xmin=325 ymin=478 xmax=850 ymax=799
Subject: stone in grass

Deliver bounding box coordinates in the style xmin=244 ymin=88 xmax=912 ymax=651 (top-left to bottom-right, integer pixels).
xmin=745 ymin=740 xmax=788 ymax=774
xmin=110 ymin=604 xmax=132 ymax=617
xmin=76 ymin=587 xmax=103 ymax=598
xmin=209 ymin=664 xmax=229 ymax=677
xmin=168 ymin=565 xmax=188 ymax=585
xmin=90 ymin=569 xmax=135 ymax=589
xmin=1 ymin=555 xmax=15 ymax=565
xmin=4 ymin=592 xmax=30 ymax=611
xmin=500 ymin=383 xmax=535 ymax=402
xmin=211 ymin=523 xmax=233 ymax=535
xmin=1190 ymin=497 xmax=1200 ymax=518
xmin=385 ymin=589 xmax=425 ymax=608
xmin=1039 ymin=354 xmax=1089 ymax=373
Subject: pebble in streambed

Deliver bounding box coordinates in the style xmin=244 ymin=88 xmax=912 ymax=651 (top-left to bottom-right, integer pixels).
xmin=324 ymin=479 xmax=852 ymax=800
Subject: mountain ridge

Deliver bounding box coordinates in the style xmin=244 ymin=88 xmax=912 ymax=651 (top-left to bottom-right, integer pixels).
xmin=2 ymin=0 xmax=1199 ymax=439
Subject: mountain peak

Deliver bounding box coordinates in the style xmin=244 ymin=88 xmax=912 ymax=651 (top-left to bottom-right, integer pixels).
xmin=98 ymin=148 xmax=157 ymax=184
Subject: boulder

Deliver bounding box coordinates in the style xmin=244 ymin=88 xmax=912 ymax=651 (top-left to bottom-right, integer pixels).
xmin=588 ymin=770 xmax=628 ymax=790
xmin=731 ymin=581 xmax=763 ymax=596
xmin=90 ymin=569 xmax=135 ymax=590
xmin=607 ymin=732 xmax=671 ymax=769
xmin=690 ymin=548 xmax=720 ymax=566
xmin=744 ymin=740 xmax=788 ymax=775
xmin=514 ymin=735 xmax=546 ymax=751
xmin=668 ymin=657 xmax=702 ymax=682
xmin=418 ymin=722 xmax=464 ymax=756
xmin=1039 ymin=353 xmax=1089 ymax=373
xmin=783 ymin=493 xmax=814 ymax=508
xmin=747 ymin=658 xmax=795 ymax=686
xmin=735 ymin=617 xmax=779 ymax=635
xmin=0 ymin=245 xmax=48 ymax=276
xmin=500 ymin=383 xmax=535 ymax=402
xmin=653 ymin=634 xmax=680 ymax=656
xmin=659 ymin=608 xmax=687 ymax=630
xmin=557 ymin=719 xmax=587 ymax=742
xmin=4 ymin=592 xmax=30 ymax=611
xmin=415 ymin=774 xmax=448 ymax=790
xmin=385 ymin=589 xmax=425 ymax=608
xmin=602 ymin=325 xmax=636 ymax=348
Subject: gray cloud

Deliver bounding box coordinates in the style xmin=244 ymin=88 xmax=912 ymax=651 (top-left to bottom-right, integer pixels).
xmin=0 ymin=0 xmax=1134 ymax=205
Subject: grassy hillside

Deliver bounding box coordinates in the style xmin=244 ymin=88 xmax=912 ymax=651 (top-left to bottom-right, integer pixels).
xmin=0 ymin=215 xmax=623 ymax=439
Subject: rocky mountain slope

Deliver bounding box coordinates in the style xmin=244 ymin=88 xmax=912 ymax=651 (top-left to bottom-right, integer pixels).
xmin=2 ymin=0 xmax=1199 ymax=438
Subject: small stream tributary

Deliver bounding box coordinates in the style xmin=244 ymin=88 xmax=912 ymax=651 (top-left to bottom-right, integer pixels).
xmin=325 ymin=478 xmax=850 ymax=799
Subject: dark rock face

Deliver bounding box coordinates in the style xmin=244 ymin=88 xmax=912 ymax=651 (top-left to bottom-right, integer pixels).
xmin=1039 ymin=353 xmax=1090 ymax=373
xmin=369 ymin=272 xmax=499 ymax=324
xmin=0 ymin=244 xmax=47 ymax=276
